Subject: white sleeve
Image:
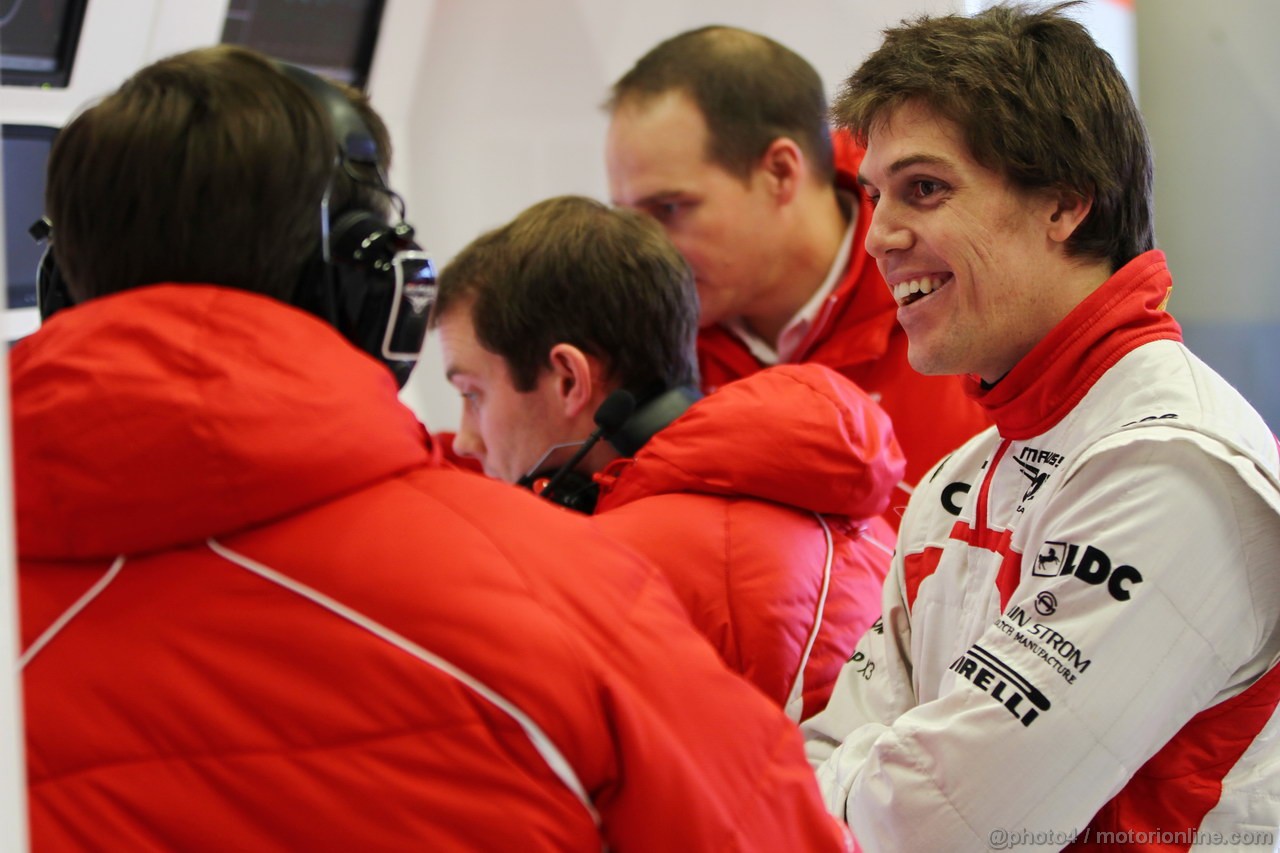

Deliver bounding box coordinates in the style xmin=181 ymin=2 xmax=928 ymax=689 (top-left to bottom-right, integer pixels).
xmin=809 ymin=437 xmax=1280 ymax=852
xmin=801 ymin=590 xmax=916 ymax=807
xmin=801 ymin=477 xmax=927 ymax=811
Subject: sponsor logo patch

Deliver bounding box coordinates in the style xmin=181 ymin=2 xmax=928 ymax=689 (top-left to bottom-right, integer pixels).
xmin=996 ymin=606 xmax=1092 ymax=686
xmin=949 ymin=644 xmax=1050 ymax=726
xmin=1012 ymin=446 xmax=1065 ymax=503
xmin=1121 ymin=412 xmax=1179 ymax=428
xmin=941 ymin=481 xmax=971 ymax=516
xmin=1033 ymin=541 xmax=1143 ymax=601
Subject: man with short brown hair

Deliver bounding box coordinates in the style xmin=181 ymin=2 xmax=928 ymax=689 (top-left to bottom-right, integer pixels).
xmin=606 ymin=25 xmax=991 ymax=526
xmin=434 ymin=194 xmax=904 ymax=721
xmin=804 ymin=5 xmax=1280 ymax=849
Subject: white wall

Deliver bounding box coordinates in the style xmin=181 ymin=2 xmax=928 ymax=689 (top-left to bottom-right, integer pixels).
xmin=1136 ymin=0 xmax=1280 ymax=430
xmin=393 ymin=0 xmax=962 ymax=431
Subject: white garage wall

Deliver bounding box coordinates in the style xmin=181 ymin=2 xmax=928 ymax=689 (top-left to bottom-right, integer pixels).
xmin=1136 ymin=0 xmax=1280 ymax=432
xmin=390 ymin=0 xmax=962 ymax=431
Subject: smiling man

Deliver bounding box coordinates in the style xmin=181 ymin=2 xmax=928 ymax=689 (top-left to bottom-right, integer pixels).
xmin=803 ymin=3 xmax=1280 ymax=851
xmin=605 ymin=26 xmax=991 ymax=526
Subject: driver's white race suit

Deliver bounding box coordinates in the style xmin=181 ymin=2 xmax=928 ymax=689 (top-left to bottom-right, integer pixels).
xmin=804 ymin=250 xmax=1280 ymax=852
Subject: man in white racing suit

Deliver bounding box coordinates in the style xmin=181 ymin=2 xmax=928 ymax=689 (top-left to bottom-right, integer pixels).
xmin=803 ymin=4 xmax=1280 ymax=851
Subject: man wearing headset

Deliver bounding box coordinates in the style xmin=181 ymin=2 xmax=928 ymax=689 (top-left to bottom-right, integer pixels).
xmin=14 ymin=45 xmax=849 ymax=851
xmin=433 ymin=194 xmax=904 ymax=722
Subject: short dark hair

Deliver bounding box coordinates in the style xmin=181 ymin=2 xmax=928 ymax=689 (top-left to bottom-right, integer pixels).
xmin=432 ymin=196 xmax=699 ymax=394
xmin=45 ymin=45 xmax=389 ymax=303
xmin=608 ymin=26 xmax=834 ymax=184
xmin=832 ymin=2 xmax=1153 ymax=270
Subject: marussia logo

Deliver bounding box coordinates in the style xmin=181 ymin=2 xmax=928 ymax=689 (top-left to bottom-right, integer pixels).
xmin=1013 ymin=446 xmax=1064 ymax=503
xmin=1013 ymin=457 xmax=1048 ymax=502
xmin=1034 ymin=541 xmax=1143 ymax=601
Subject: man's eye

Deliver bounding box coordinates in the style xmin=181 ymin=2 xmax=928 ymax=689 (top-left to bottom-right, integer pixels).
xmin=649 ymin=201 xmax=684 ymax=224
xmin=912 ymin=180 xmax=943 ymax=199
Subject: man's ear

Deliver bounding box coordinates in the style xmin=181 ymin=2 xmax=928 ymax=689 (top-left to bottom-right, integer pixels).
xmin=546 ymin=343 xmax=599 ymax=419
xmin=757 ymin=137 xmax=804 ymax=204
xmin=1046 ymin=188 xmax=1094 ymax=244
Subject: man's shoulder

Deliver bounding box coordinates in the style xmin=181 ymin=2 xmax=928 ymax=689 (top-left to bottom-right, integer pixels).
xmin=393 ymin=466 xmax=663 ymax=589
xmin=1061 ymin=340 xmax=1278 ymax=479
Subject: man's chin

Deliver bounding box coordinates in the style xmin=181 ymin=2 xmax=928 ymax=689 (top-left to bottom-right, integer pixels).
xmin=697 ymin=308 xmax=731 ymax=329
xmin=905 ymin=344 xmax=957 ymax=377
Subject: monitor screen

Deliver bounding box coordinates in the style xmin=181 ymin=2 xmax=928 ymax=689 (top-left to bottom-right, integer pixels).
xmin=221 ymin=0 xmax=386 ymax=89
xmin=3 ymin=124 xmax=56 ymax=310
xmin=0 ymin=0 xmax=90 ymax=87
xmin=2 ymin=124 xmax=56 ymax=339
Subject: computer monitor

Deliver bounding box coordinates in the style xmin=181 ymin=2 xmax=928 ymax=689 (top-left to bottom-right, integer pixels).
xmin=221 ymin=0 xmax=387 ymax=90
xmin=0 ymin=0 xmax=90 ymax=87
xmin=2 ymin=124 xmax=57 ymax=341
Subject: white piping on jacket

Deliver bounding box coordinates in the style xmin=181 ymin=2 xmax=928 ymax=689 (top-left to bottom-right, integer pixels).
xmin=205 ymin=537 xmax=602 ymax=828
xmin=784 ymin=514 xmax=835 ymax=721
xmin=864 ymin=528 xmax=895 ymax=559
xmin=19 ymin=555 xmax=127 ymax=670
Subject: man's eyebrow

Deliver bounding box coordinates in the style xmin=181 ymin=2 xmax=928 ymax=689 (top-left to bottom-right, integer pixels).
xmin=858 ymin=153 xmax=954 ymax=186
xmin=629 ymin=189 xmax=683 ymax=208
xmin=444 ymin=366 xmax=468 ymax=382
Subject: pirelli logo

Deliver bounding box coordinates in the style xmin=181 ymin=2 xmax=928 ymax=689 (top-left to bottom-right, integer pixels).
xmin=949 ymin=644 xmax=1051 ymax=727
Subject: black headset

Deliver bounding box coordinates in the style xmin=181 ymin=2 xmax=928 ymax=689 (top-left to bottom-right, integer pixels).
xmin=31 ymin=216 xmax=69 ymax=321
xmin=519 ymin=384 xmax=703 ymax=514
xmin=31 ymin=61 xmax=434 ymax=388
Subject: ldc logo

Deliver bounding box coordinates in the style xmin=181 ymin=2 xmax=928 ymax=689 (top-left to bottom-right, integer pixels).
xmin=1033 ymin=541 xmax=1143 ymax=601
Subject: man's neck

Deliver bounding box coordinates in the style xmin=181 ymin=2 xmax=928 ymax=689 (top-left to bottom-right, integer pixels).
xmin=738 ymin=187 xmax=853 ymax=347
xmin=737 ymin=185 xmax=855 ymax=345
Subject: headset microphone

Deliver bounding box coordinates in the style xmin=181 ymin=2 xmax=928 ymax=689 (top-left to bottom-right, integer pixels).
xmin=534 ymin=389 xmax=637 ymax=508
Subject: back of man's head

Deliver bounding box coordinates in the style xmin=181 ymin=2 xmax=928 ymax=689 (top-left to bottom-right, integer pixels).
xmin=46 ymin=45 xmax=363 ymax=305
xmin=608 ymin=25 xmax=834 ymax=184
xmin=432 ymin=195 xmax=698 ymax=394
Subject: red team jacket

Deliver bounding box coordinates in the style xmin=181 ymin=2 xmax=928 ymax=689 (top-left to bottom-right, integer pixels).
xmin=14 ymin=285 xmax=849 ymax=851
xmin=696 ymin=133 xmax=991 ymax=525
xmin=593 ymin=364 xmax=903 ymax=721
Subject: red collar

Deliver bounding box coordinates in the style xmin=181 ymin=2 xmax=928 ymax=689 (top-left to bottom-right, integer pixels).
xmin=967 ymin=250 xmax=1182 ymax=439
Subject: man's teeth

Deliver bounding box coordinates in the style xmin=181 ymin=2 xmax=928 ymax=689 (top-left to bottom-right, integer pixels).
xmin=893 ymin=276 xmax=946 ymax=303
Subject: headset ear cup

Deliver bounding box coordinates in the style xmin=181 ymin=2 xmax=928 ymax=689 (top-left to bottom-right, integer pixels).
xmin=290 ymin=210 xmax=386 ymax=341
xmin=328 ymin=208 xmax=393 ymax=343
xmin=274 ymin=62 xmax=428 ymax=387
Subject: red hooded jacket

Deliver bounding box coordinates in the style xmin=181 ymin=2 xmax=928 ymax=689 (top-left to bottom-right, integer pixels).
xmin=14 ymin=284 xmax=850 ymax=851
xmin=594 ymin=364 xmax=904 ymax=720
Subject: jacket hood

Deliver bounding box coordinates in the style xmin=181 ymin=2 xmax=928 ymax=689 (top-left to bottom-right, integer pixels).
xmin=13 ymin=284 xmax=434 ymax=560
xmin=596 ymin=364 xmax=904 ymax=520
